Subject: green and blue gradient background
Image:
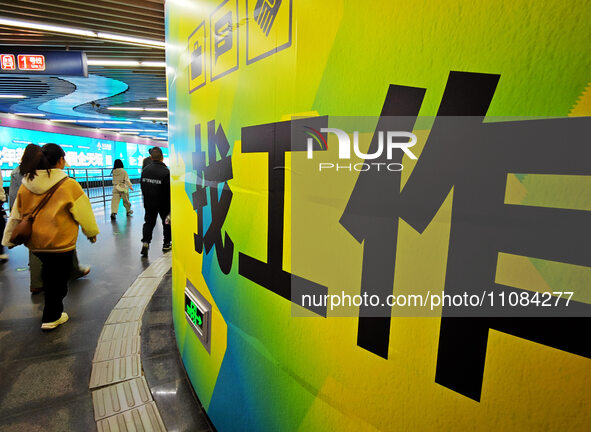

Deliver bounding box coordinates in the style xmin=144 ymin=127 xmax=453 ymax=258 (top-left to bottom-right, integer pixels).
xmin=165 ymin=1 xmax=591 ymax=430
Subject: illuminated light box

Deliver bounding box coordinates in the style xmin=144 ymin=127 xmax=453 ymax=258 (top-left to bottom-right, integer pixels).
xmin=0 ymin=54 xmax=15 ymax=70
xmin=184 ymin=281 xmax=211 ymax=353
xmin=1 ymin=125 xmax=169 ymax=189
xmin=18 ymin=54 xmax=45 ymax=71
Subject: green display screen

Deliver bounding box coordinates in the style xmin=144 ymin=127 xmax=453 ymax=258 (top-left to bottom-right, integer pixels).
xmin=185 ymin=294 xmax=204 ymax=330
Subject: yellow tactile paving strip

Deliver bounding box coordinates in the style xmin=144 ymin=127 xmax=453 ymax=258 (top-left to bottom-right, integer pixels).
xmin=90 ymin=253 xmax=172 ymax=431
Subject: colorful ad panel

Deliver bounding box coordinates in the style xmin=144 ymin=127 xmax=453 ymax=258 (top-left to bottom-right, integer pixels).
xmin=166 ymin=0 xmax=591 ymax=431
xmin=0 ymin=125 xmax=168 ymax=184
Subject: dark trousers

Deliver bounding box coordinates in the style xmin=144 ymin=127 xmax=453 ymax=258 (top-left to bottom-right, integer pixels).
xmin=34 ymin=250 xmax=74 ymax=323
xmin=0 ymin=212 xmax=5 ymax=254
xmin=142 ymin=206 xmax=171 ymax=245
xmin=29 ymin=250 xmax=85 ymax=290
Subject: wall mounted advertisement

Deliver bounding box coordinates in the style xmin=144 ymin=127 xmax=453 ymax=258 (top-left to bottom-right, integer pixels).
xmin=166 ymin=0 xmax=591 ymax=431
xmin=0 ymin=125 xmax=168 ymax=184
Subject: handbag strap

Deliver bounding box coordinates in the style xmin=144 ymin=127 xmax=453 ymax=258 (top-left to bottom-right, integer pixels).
xmin=29 ymin=176 xmax=69 ymax=219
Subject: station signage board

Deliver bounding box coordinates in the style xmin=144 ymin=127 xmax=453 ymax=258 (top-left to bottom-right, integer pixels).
xmin=18 ymin=54 xmax=46 ymax=71
xmin=0 ymin=48 xmax=87 ymax=76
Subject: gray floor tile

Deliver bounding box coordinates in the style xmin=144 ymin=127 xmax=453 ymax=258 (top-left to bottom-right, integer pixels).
xmin=0 ymin=394 xmax=94 ymax=432
xmin=0 ymin=350 xmax=92 ymax=417
xmin=142 ymin=324 xmax=175 ymax=357
xmin=141 ymin=275 xmax=214 ymax=432
xmin=151 ymin=381 xmax=213 ymax=432
xmin=145 ymin=294 xmax=172 ymax=313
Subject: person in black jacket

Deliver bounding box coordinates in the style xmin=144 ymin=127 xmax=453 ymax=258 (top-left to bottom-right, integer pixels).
xmin=140 ymin=147 xmax=171 ymax=256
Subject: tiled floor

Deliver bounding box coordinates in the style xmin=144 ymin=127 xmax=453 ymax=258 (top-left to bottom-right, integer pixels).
xmin=142 ymin=271 xmax=214 ymax=432
xmin=0 ymin=198 xmax=171 ymax=431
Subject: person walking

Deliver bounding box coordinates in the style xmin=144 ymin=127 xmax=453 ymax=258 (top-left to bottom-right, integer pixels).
xmin=0 ymin=185 xmax=7 ymax=263
xmin=141 ymin=147 xmax=155 ymax=170
xmin=140 ymin=147 xmax=171 ymax=256
xmin=2 ymin=144 xmax=40 ymax=264
xmin=8 ymin=144 xmax=39 ymax=211
xmin=142 ymin=156 xmax=152 ymax=170
xmin=2 ymin=143 xmax=99 ymax=330
xmin=8 ymin=164 xmax=22 ymax=210
xmin=9 ymin=144 xmax=91 ymax=293
xmin=110 ymin=159 xmax=134 ymax=220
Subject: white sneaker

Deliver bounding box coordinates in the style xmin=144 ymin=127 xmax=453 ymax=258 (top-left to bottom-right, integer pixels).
xmin=0 ymin=254 xmax=8 ymax=261
xmin=41 ymin=312 xmax=69 ymax=330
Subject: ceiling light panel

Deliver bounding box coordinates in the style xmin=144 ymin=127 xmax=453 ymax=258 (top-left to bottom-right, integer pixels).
xmin=96 ymin=32 xmax=166 ymax=48
xmin=140 ymin=61 xmax=167 ymax=67
xmin=87 ymin=60 xmax=140 ymax=67
xmin=106 ymin=108 xmax=168 ymax=112
xmin=0 ymin=18 xmax=164 ymax=49
xmin=0 ymin=17 xmax=97 ymax=37
xmin=107 ymin=107 xmax=145 ymax=111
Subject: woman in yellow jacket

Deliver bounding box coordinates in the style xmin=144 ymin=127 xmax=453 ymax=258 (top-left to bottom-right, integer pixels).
xmin=2 ymin=143 xmax=99 ymax=330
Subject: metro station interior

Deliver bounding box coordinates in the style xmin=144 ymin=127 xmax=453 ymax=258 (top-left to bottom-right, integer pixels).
xmin=0 ymin=1 xmax=590 ymax=431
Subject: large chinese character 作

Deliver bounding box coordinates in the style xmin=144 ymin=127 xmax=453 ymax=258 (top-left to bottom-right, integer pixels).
xmin=192 ymin=120 xmax=234 ymax=274
xmin=342 ymin=71 xmax=591 ymax=401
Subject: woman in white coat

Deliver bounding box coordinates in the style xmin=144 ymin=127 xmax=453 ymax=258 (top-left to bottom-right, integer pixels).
xmin=110 ymin=159 xmax=134 ymax=220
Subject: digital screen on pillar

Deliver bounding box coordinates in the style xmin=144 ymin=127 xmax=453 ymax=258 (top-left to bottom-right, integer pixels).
xmin=185 ymin=294 xmax=205 ymax=333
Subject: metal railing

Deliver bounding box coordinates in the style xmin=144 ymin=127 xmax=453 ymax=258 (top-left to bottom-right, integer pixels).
xmin=64 ymin=167 xmax=143 ymax=205
xmin=1 ymin=167 xmax=143 ymax=207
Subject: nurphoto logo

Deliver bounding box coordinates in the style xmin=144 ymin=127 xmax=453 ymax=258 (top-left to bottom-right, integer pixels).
xmin=305 ymin=127 xmax=418 ymax=172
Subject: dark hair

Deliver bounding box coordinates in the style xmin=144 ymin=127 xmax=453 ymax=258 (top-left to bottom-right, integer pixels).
xmin=113 ymin=159 xmax=124 ymax=170
xmin=19 ymin=143 xmax=65 ymax=181
xmin=19 ymin=144 xmax=42 ymax=181
xmin=142 ymin=156 xmax=152 ymax=169
xmin=41 ymin=143 xmax=66 ymax=167
xmin=150 ymin=146 xmax=163 ymax=161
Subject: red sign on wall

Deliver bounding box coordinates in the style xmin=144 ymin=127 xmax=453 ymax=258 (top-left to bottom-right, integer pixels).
xmin=17 ymin=54 xmax=45 ymax=71
xmin=0 ymin=54 xmax=16 ymax=70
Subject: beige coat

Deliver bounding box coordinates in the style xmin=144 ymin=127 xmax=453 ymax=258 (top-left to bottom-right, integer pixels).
xmin=112 ymin=168 xmax=132 ymax=192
